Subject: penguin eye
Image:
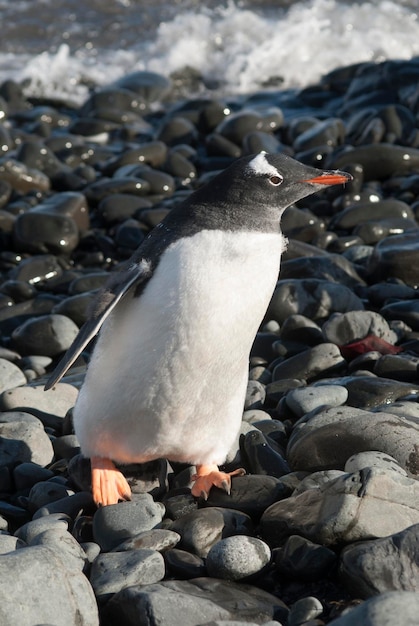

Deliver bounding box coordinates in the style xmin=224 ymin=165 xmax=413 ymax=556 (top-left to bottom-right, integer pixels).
xmin=269 ymin=175 xmax=283 ymax=186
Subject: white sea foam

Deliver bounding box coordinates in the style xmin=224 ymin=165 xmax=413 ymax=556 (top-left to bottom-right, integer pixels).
xmin=0 ymin=0 xmax=418 ymax=104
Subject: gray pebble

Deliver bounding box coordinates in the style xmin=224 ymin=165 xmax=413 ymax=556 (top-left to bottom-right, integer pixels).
xmin=29 ymin=527 xmax=88 ymax=572
xmin=260 ymin=469 xmax=419 ymax=547
xmin=15 ymin=513 xmax=71 ymax=543
xmin=103 ymin=578 xmax=288 ymax=626
xmin=345 ymin=451 xmax=407 ymax=476
xmin=170 ymin=507 xmax=254 ymax=558
xmin=322 ymin=310 xmax=398 ymax=345
xmin=90 ymin=548 xmax=165 ymax=602
xmin=111 ymin=528 xmax=180 ymax=552
xmin=328 ymin=591 xmax=419 ymax=626
xmin=340 ymin=523 xmax=419 ymax=598
xmin=93 ymin=495 xmax=165 ymax=551
xmin=11 ymin=313 xmax=79 ymax=356
xmin=0 ymin=358 xmax=26 ymax=392
xmin=285 ymin=384 xmax=348 ymax=417
xmin=272 ymin=343 xmax=346 ymax=382
xmin=206 ymin=535 xmax=271 ymax=580
xmin=0 ymin=546 xmax=99 ymax=625
xmin=288 ymin=596 xmax=323 ymax=626
xmin=0 ymin=411 xmax=54 ymax=468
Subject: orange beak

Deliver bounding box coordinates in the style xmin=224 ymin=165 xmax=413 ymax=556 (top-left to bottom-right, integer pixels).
xmin=302 ymin=172 xmax=353 ymax=185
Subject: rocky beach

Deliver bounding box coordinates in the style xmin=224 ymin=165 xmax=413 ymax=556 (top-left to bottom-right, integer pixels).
xmin=1 ymin=6 xmax=419 ymax=624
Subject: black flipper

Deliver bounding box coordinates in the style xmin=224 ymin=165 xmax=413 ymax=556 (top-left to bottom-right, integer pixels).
xmin=44 ymin=259 xmax=153 ymax=390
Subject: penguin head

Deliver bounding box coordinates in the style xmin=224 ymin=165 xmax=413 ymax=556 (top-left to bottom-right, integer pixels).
xmin=187 ymin=152 xmax=352 ymax=231
xmin=236 ymin=151 xmax=351 ymax=209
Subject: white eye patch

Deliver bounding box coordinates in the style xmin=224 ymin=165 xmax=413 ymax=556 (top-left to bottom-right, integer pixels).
xmin=248 ymin=152 xmax=281 ymax=178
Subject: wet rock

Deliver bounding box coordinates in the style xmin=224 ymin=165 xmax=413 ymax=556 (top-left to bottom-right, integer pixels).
xmin=285 ymin=384 xmax=348 ymax=417
xmin=366 ymin=231 xmax=419 ymax=287
xmin=322 ymin=310 xmax=398 ymax=346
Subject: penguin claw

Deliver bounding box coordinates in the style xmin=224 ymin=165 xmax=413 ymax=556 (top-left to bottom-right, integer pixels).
xmin=191 ymin=464 xmax=246 ymax=499
xmin=91 ymin=456 xmax=132 ymax=507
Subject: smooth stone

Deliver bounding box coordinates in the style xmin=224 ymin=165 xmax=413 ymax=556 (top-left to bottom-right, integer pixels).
xmin=287 ymin=596 xmax=323 ymax=626
xmin=293 ymin=117 xmax=345 ymax=151
xmin=170 ymin=507 xmax=254 ymax=558
xmin=354 ymin=218 xmax=418 ymax=244
xmin=157 ymin=116 xmax=198 ymax=147
xmin=103 ymin=578 xmax=288 ymax=626
xmin=102 ymin=143 xmax=168 ymax=174
xmin=279 ymin=315 xmax=323 ymax=345
xmin=331 ymin=143 xmax=419 ymax=180
xmin=322 ymin=310 xmax=398 ymax=345
xmin=244 ymin=380 xmax=266 ymax=410
xmin=111 ymin=529 xmax=180 ymax=552
xmin=274 ymin=535 xmax=337 ymax=581
xmin=272 ymin=343 xmax=346 ymax=382
xmin=68 ymin=272 xmax=109 ymax=294
xmin=8 ymin=254 xmax=62 ymax=285
xmin=14 ymin=514 xmax=71 ymax=543
xmin=240 ymin=430 xmax=290 ymax=478
xmin=266 ymin=279 xmax=364 ymax=324
xmin=293 ymin=470 xmax=347 ymax=495
xmin=0 ymin=294 xmax=60 ymax=335
xmin=11 ymin=314 xmax=79 ymax=356
xmin=327 ymin=591 xmax=419 ymax=626
xmin=0 ymin=358 xmax=26 ymax=392
xmin=366 ymin=231 xmax=419 ymax=287
xmin=260 ymin=469 xmax=419 ymax=547
xmin=0 ymin=546 xmax=98 ymax=625
xmin=0 ymin=279 xmax=37 ymax=302
xmin=32 ymin=191 xmax=90 ymax=232
xmin=287 ymin=405 xmax=419 ymax=477
xmin=202 ymin=475 xmax=288 ymax=519
xmin=0 ymin=534 xmax=23 ymax=553
xmin=163 ymin=150 xmax=197 ymax=181
xmin=0 ymin=411 xmax=54 ymax=468
xmin=330 ymin=199 xmax=414 ymax=229
xmin=163 ymin=493 xmax=198 ymax=520
xmin=206 ymin=133 xmax=242 ymax=158
xmin=29 ymin=527 xmax=88 ymax=572
xmin=98 ymin=193 xmax=152 ymax=223
xmin=339 ymin=523 xmax=419 ymax=598
xmin=380 ymin=299 xmax=419 ymax=331
xmin=0 ymin=382 xmax=78 ymax=431
xmin=0 ymin=158 xmax=50 ymax=193
xmin=28 ymin=481 xmax=70 ymax=512
xmin=285 ymin=385 xmax=348 ymax=417
xmin=13 ymin=211 xmax=79 ymax=255
xmin=215 ymin=110 xmax=263 ymax=145
xmin=93 ymin=496 xmax=165 ymax=552
xmin=32 ymin=492 xmax=94 ymax=520
xmin=52 ymin=292 xmax=96 ymax=326
xmin=90 ymin=549 xmax=165 ymax=602
xmin=316 ymin=374 xmax=419 ymax=409
xmin=366 ymin=282 xmax=417 ymax=306
xmin=13 ymin=462 xmax=54 ymax=491
xmin=373 ymin=353 xmax=419 ymax=382
xmin=111 ymin=70 xmax=171 ymax=102
xmin=345 ymin=451 xmax=407 ymax=476
xmin=164 ymin=548 xmax=206 ymax=579
xmin=206 ymin=536 xmax=271 ymax=581
xmin=84 ymin=177 xmax=151 ymax=203
xmin=279 ymin=254 xmax=364 ymax=288
xmin=123 ymin=459 xmax=170 ymax=500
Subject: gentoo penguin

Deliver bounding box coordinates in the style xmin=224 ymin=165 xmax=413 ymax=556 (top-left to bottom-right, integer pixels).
xmin=45 ymin=152 xmax=351 ymax=506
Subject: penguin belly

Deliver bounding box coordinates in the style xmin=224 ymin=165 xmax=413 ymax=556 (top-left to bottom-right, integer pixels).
xmin=73 ymin=229 xmax=285 ymax=466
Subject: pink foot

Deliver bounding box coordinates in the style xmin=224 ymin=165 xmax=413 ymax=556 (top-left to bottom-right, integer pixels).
xmin=91 ymin=456 xmax=131 ymax=506
xmin=191 ymin=463 xmax=245 ymax=500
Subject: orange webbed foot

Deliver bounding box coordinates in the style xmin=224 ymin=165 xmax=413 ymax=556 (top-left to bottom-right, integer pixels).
xmin=91 ymin=456 xmax=132 ymax=507
xmin=191 ymin=464 xmax=246 ymax=500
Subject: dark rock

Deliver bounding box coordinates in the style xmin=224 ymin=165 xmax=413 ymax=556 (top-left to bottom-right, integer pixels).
xmin=274 ymin=534 xmax=337 ymax=581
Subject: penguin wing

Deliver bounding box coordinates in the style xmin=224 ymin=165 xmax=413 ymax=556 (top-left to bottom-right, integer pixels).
xmin=44 ymin=258 xmax=153 ymax=390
